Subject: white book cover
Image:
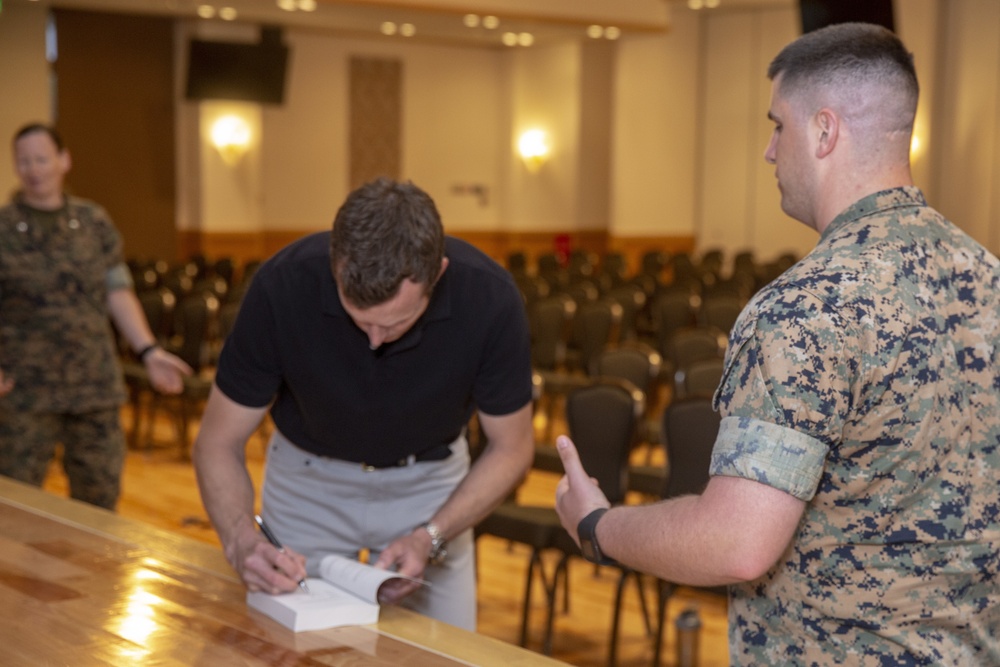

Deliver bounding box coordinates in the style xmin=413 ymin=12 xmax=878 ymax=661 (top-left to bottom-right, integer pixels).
xmin=246 ymin=554 xmax=423 ymax=632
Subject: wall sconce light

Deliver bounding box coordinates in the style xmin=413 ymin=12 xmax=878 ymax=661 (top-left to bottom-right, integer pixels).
xmin=211 ymin=114 xmax=252 ymax=164
xmin=518 ymin=129 xmax=549 ymax=172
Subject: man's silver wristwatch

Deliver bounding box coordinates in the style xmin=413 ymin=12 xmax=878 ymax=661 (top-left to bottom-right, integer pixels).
xmin=420 ymin=521 xmax=448 ymax=565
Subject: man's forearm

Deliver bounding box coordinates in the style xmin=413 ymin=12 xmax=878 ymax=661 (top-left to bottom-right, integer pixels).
xmin=191 ymin=387 xmax=270 ymax=556
xmin=425 ymin=405 xmax=534 ymax=539
xmin=597 ymin=475 xmax=805 ymax=586
xmin=194 ymin=443 xmax=258 ymax=549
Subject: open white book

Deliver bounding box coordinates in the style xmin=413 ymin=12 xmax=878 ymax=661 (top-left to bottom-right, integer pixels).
xmin=246 ymin=554 xmax=423 ymax=632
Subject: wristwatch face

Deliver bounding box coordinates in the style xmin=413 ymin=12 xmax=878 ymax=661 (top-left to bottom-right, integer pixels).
xmin=580 ymin=536 xmax=600 ymax=563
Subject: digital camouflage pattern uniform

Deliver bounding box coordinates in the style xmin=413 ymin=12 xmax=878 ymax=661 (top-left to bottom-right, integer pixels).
xmin=0 ymin=194 xmax=131 ymax=509
xmin=711 ymin=187 xmax=1000 ymax=665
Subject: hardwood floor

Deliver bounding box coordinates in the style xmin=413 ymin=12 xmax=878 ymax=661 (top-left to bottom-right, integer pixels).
xmin=41 ymin=405 xmax=730 ymax=667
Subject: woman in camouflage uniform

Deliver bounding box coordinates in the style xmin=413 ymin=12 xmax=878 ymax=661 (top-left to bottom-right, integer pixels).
xmin=0 ymin=123 xmax=190 ymax=509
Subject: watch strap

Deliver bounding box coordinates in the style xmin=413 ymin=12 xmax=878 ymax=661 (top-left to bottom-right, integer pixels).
xmin=577 ymin=507 xmax=616 ymax=565
xmin=420 ymin=521 xmax=448 ymax=565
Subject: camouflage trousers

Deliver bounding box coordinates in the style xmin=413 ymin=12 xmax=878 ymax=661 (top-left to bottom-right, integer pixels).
xmin=0 ymin=407 xmax=124 ymax=510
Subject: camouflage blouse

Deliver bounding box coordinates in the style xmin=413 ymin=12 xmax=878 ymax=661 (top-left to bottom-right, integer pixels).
xmin=0 ymin=195 xmax=127 ymax=413
xmin=712 ymin=188 xmax=1000 ymax=665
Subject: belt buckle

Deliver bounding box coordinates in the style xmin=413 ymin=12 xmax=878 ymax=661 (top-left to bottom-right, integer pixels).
xmin=361 ymin=454 xmax=415 ymax=472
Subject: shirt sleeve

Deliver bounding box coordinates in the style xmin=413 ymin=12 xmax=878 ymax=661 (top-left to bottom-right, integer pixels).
xmin=472 ymin=282 xmax=533 ymax=417
xmin=711 ymin=286 xmax=855 ymax=500
xmin=214 ymin=271 xmax=284 ymax=407
xmin=105 ymin=262 xmax=134 ymax=292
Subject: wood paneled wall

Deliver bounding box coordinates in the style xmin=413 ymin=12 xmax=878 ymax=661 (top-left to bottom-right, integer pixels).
xmin=54 ymin=9 xmax=177 ymax=261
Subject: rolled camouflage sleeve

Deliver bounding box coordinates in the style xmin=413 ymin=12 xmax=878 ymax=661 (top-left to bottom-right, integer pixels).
xmin=711 ymin=285 xmax=854 ymax=499
xmin=711 ymin=416 xmax=828 ymax=500
xmin=105 ymin=262 xmax=134 ymax=292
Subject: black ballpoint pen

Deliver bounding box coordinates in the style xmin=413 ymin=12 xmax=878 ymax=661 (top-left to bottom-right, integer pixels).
xmin=254 ymin=514 xmax=311 ymax=593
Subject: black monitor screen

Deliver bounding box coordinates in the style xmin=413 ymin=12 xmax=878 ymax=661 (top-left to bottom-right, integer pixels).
xmin=800 ymin=0 xmax=895 ymax=34
xmin=185 ymin=39 xmax=289 ymax=105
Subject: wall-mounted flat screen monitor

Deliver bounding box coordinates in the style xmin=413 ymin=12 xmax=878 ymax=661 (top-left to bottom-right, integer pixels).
xmin=185 ymin=35 xmax=289 ymax=105
xmin=799 ymin=0 xmax=895 ymax=34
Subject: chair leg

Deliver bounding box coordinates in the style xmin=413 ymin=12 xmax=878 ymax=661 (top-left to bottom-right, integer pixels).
xmin=557 ymin=555 xmax=572 ymax=613
xmin=635 ymin=573 xmax=654 ymax=636
xmin=652 ymin=581 xmax=675 ymax=667
xmin=178 ymin=398 xmax=192 ymax=460
xmin=519 ymin=549 xmax=543 ymax=647
xmin=608 ymin=569 xmax=632 ymax=667
xmin=143 ymin=394 xmax=161 ymax=450
xmin=540 ymin=552 xmax=574 ymax=656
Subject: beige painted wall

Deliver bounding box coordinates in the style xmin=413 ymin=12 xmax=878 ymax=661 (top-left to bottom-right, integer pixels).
xmin=610 ymin=9 xmax=700 ymax=240
xmin=2 ymin=0 xmax=999 ymax=262
xmin=933 ymin=0 xmax=1000 ymax=253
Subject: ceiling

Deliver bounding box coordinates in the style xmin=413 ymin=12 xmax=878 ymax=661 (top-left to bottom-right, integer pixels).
xmin=6 ymin=0 xmax=794 ymax=48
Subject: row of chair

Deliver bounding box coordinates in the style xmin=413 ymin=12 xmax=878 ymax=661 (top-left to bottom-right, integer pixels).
xmin=120 ymin=256 xmax=258 ymax=458
xmin=476 ymin=374 xmax=724 ymax=667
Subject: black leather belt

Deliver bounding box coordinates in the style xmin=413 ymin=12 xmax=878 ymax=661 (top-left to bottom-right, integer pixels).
xmin=360 ymin=443 xmax=453 ymax=472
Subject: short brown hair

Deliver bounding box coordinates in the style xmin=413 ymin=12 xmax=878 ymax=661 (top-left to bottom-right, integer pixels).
xmin=768 ymin=22 xmax=918 ymax=118
xmin=13 ymin=123 xmax=65 ymax=151
xmin=330 ymin=178 xmax=445 ymax=308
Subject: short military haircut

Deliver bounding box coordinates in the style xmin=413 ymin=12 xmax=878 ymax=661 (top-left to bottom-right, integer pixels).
xmin=768 ymin=22 xmax=918 ymax=131
xmin=330 ymin=177 xmax=445 ymax=308
xmin=13 ymin=123 xmax=65 ymax=151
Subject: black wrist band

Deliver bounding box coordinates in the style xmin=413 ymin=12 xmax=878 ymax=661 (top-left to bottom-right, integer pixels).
xmin=137 ymin=343 xmax=159 ymax=361
xmin=577 ymin=507 xmax=616 ymax=565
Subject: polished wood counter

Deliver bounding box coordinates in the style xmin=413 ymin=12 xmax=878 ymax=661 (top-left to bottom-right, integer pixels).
xmin=0 ymin=477 xmax=567 ymax=666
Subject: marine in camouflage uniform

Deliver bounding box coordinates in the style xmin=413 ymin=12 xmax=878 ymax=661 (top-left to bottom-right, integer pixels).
xmin=712 ymin=188 xmax=1000 ymax=664
xmin=550 ymin=22 xmax=1000 ymax=667
xmin=0 ymin=193 xmax=131 ymax=509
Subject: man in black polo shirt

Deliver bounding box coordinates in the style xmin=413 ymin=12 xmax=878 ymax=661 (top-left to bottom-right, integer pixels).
xmin=193 ymin=178 xmax=534 ymax=629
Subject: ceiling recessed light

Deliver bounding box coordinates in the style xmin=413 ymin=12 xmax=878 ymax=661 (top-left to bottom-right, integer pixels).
xmin=517 ymin=32 xmax=534 ymax=47
xmin=482 ymin=15 xmax=500 ymax=30
xmin=218 ymin=6 xmax=237 ymax=20
xmin=587 ymin=24 xmax=603 ymax=39
xmin=276 ymin=0 xmax=295 ymax=10
xmin=297 ymin=0 xmax=317 ymax=11
xmin=197 ymin=5 xmax=215 ymax=18
xmin=604 ymin=26 xmax=621 ymax=40
xmin=380 ymin=21 xmax=397 ymax=35
xmin=400 ymin=23 xmax=416 ymax=37
xmin=501 ymin=32 xmax=518 ymax=47
xmin=463 ymin=14 xmax=480 ymax=28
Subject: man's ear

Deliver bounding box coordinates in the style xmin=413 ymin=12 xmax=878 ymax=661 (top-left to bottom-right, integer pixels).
xmin=60 ymin=148 xmax=73 ymax=174
xmin=436 ymin=257 xmax=449 ymax=281
xmin=815 ymin=109 xmax=839 ymax=159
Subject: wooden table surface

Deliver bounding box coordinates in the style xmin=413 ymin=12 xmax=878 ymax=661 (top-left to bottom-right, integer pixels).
xmin=0 ymin=477 xmax=567 ymax=666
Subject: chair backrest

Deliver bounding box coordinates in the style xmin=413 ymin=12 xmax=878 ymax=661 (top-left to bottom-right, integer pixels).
xmin=667 ymin=326 xmax=725 ymax=374
xmin=139 ymin=287 xmax=176 ymax=342
xmin=218 ymin=300 xmax=241 ymax=342
xmin=571 ymin=298 xmax=623 ymax=371
xmin=590 ymin=342 xmax=662 ymax=398
xmin=675 ymin=356 xmax=725 ymax=400
xmin=173 ymin=292 xmax=220 ymax=372
xmin=652 ymin=290 xmax=696 ymax=356
xmin=530 ymin=295 xmax=576 ymax=370
xmin=605 ymin=284 xmax=647 ymax=341
xmin=660 ymin=398 xmax=722 ymax=499
xmin=698 ymin=293 xmax=742 ymax=334
xmin=565 ymin=378 xmax=644 ymax=504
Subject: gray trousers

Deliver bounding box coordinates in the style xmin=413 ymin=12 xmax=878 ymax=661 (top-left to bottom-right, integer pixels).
xmin=260 ymin=430 xmax=477 ymax=630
